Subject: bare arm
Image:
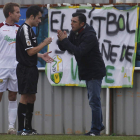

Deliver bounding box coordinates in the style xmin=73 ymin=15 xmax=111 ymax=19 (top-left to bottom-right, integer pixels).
xmin=27 ymin=37 xmax=52 ymax=56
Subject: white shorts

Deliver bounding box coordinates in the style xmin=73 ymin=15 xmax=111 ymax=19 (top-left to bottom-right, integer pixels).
xmin=0 ymin=68 xmax=18 ymax=92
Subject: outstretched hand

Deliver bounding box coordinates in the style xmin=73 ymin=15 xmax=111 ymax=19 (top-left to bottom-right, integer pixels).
xmin=42 ymin=51 xmax=54 ymax=63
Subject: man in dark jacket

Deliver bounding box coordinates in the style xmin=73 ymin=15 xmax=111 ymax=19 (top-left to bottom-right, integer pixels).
xmin=57 ymin=12 xmax=106 ymax=136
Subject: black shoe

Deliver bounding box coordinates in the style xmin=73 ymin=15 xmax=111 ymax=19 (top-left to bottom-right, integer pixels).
xmin=101 ymin=126 xmax=105 ymax=131
xmin=84 ymin=132 xmax=100 ymax=136
xmin=28 ymin=129 xmax=39 ymax=135
xmin=17 ymin=129 xmax=31 ymax=136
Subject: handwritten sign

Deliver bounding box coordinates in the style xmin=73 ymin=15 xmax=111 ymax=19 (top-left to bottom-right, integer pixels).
xmin=46 ymin=6 xmax=139 ymax=88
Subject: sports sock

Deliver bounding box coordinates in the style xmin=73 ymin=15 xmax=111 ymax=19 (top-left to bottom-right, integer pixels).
xmin=25 ymin=103 xmax=34 ymax=130
xmin=17 ymin=103 xmax=27 ymax=131
xmin=8 ymin=100 xmax=17 ymax=129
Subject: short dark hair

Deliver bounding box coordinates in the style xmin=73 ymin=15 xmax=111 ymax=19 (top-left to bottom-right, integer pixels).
xmin=26 ymin=5 xmax=43 ymax=19
xmin=3 ymin=2 xmax=20 ymax=18
xmin=72 ymin=13 xmax=86 ymax=24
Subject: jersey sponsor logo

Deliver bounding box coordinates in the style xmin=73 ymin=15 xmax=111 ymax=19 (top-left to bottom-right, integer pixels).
xmin=26 ymin=40 xmax=31 ymax=46
xmin=4 ymin=35 xmax=16 ymax=43
xmin=0 ymin=79 xmax=3 ymax=83
xmin=50 ymin=55 xmax=63 ymax=84
xmin=3 ymin=30 xmax=9 ymax=31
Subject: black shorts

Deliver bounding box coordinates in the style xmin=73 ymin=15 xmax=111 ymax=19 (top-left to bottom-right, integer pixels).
xmin=16 ymin=63 xmax=39 ymax=94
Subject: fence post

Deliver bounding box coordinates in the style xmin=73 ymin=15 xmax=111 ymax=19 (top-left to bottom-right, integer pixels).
xmin=106 ymin=88 xmax=110 ymax=135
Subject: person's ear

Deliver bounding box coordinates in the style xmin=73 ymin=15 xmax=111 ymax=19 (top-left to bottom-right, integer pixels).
xmin=81 ymin=22 xmax=85 ymax=27
xmin=9 ymin=12 xmax=12 ymax=17
xmin=30 ymin=15 xmax=34 ymax=20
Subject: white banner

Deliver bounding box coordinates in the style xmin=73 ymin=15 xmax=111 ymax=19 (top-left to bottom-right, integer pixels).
xmin=46 ymin=6 xmax=139 ymax=88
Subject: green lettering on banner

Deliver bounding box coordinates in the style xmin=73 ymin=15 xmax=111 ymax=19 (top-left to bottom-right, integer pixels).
xmin=105 ymin=65 xmax=115 ymax=83
xmin=119 ymin=17 xmax=124 ymax=29
xmin=71 ymin=58 xmax=78 ymax=80
xmin=128 ymin=76 xmax=130 ymax=82
xmin=123 ymin=49 xmax=126 ymax=58
xmin=121 ymin=67 xmax=124 ymax=72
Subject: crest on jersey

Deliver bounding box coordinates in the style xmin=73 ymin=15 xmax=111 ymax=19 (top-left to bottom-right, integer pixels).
xmin=26 ymin=40 xmax=31 ymax=46
xmin=50 ymin=55 xmax=63 ymax=84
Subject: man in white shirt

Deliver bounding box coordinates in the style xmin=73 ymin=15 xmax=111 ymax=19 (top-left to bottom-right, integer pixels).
xmin=0 ymin=2 xmax=21 ymax=134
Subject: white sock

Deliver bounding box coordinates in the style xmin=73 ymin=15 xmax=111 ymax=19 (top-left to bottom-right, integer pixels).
xmin=8 ymin=100 xmax=17 ymax=129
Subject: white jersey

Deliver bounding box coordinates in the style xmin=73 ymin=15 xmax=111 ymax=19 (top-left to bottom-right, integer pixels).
xmin=0 ymin=21 xmax=19 ymax=80
xmin=0 ymin=21 xmax=19 ymax=69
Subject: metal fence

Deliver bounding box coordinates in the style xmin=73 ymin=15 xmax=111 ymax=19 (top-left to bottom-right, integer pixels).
xmin=0 ymin=0 xmax=140 ymax=135
xmin=0 ymin=71 xmax=106 ymax=134
xmin=113 ymin=71 xmax=140 ymax=135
